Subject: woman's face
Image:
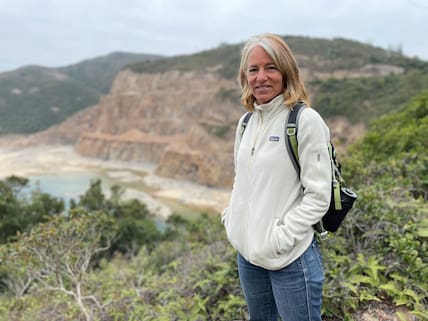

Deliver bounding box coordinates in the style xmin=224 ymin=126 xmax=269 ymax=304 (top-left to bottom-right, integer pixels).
xmin=246 ymin=45 xmax=284 ymax=105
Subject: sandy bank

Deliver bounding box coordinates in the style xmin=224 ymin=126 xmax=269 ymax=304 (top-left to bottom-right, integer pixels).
xmin=0 ymin=146 xmax=231 ymax=218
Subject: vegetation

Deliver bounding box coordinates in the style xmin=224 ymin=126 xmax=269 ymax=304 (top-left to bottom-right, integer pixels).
xmin=324 ymin=92 xmax=428 ymax=320
xmin=59 ymin=52 xmax=162 ymax=94
xmin=0 ymin=175 xmax=64 ymax=244
xmin=128 ymin=36 xmax=419 ymax=78
xmin=0 ymin=93 xmax=427 ymax=320
xmin=312 ymin=68 xmax=428 ymax=123
xmin=2 ymin=209 xmax=116 ymax=321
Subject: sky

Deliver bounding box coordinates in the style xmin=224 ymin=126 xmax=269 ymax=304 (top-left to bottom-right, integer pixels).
xmin=1 ymin=0 xmax=427 ymax=73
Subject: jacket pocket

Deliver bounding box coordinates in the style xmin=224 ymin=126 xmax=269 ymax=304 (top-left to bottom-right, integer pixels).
xmin=271 ymin=218 xmax=293 ymax=255
xmin=222 ymin=207 xmax=245 ymax=255
xmin=265 ymin=219 xmax=282 ymax=258
xmin=271 ymin=219 xmax=282 ymax=255
xmin=246 ymin=218 xmax=280 ymax=264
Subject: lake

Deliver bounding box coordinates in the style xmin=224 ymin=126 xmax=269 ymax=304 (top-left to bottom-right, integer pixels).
xmin=26 ymin=171 xmax=110 ymax=208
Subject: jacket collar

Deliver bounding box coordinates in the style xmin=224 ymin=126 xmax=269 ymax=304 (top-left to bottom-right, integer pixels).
xmin=254 ymin=95 xmax=286 ymax=121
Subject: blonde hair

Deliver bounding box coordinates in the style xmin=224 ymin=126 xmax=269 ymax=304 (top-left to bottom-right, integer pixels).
xmin=239 ymin=33 xmax=310 ymax=111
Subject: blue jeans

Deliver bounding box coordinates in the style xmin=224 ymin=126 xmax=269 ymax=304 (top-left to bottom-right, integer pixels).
xmin=237 ymin=238 xmax=324 ymax=321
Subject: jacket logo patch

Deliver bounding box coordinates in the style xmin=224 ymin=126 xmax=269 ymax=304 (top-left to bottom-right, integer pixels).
xmin=269 ymin=136 xmax=280 ymax=141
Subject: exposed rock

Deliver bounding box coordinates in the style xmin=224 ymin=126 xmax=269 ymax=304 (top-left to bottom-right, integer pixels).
xmin=77 ymin=130 xmax=186 ymax=163
xmin=89 ymin=69 xmax=241 ymax=136
xmin=297 ymin=55 xmax=405 ymax=81
xmin=156 ymin=143 xmax=234 ymax=188
xmin=74 ymin=69 xmax=241 ymax=187
xmin=326 ymin=116 xmax=366 ymax=153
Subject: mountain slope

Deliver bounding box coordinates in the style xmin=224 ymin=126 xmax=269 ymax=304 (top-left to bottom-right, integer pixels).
xmin=0 ymin=52 xmax=162 ymax=134
xmin=128 ymin=36 xmax=428 ymax=124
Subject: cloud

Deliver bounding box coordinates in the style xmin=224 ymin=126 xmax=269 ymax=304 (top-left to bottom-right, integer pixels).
xmin=0 ymin=0 xmax=427 ymax=72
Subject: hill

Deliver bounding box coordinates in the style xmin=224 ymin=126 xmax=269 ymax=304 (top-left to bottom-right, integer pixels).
xmin=0 ymin=52 xmax=163 ymax=134
xmin=128 ymin=36 xmax=428 ymax=124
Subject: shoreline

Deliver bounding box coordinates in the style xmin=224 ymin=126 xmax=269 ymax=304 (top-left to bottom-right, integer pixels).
xmin=0 ymin=145 xmax=231 ymax=219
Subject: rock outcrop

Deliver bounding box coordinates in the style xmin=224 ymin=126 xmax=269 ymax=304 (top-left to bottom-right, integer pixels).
xmin=155 ymin=124 xmax=234 ymax=187
xmin=76 ymin=130 xmax=186 ymax=163
xmin=75 ymin=69 xmax=242 ymax=188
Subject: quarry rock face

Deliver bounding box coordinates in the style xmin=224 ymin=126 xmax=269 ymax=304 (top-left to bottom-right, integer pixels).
xmin=75 ymin=69 xmax=242 ymax=188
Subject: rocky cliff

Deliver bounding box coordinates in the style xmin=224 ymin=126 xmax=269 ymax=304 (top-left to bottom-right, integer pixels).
xmin=75 ymin=69 xmax=242 ymax=188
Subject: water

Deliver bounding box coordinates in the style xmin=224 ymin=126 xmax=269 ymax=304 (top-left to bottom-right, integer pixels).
xmin=25 ymin=171 xmax=168 ymax=231
xmin=26 ymin=171 xmax=110 ymax=208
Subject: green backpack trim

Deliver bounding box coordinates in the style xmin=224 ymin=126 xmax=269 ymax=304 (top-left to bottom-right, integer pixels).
xmin=285 ymin=103 xmax=342 ymax=212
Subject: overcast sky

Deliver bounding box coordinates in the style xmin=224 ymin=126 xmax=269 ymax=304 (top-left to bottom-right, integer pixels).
xmin=1 ymin=0 xmax=427 ymax=73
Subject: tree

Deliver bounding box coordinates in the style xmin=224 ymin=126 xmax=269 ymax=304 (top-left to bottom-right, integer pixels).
xmin=78 ymin=178 xmax=106 ymax=211
xmin=0 ymin=176 xmax=64 ymax=244
xmin=0 ymin=176 xmax=29 ymax=243
xmin=0 ymin=208 xmax=117 ymax=321
xmin=107 ymin=198 xmax=161 ymax=256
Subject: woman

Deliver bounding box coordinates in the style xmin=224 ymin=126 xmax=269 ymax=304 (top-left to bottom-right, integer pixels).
xmin=221 ymin=33 xmax=331 ymax=321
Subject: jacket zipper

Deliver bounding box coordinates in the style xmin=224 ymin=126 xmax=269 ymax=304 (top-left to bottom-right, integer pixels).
xmin=244 ymin=113 xmax=263 ymax=256
xmin=251 ymin=113 xmax=263 ymax=156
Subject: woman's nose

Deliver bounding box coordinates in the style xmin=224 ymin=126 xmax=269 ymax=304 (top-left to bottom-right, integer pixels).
xmin=256 ymin=70 xmax=267 ymax=81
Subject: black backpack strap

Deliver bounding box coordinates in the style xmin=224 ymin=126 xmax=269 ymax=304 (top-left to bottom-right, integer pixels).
xmin=240 ymin=112 xmax=253 ymax=137
xmin=285 ymin=102 xmax=305 ymax=177
xmin=285 ymin=103 xmax=325 ymax=234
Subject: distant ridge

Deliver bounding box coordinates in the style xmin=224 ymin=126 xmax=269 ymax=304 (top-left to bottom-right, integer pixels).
xmin=1 ymin=35 xmax=428 ymax=135
xmin=0 ymin=52 xmax=163 ymax=134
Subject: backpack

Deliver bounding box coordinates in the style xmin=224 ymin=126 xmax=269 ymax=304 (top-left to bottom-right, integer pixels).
xmin=240 ymin=102 xmax=357 ymax=238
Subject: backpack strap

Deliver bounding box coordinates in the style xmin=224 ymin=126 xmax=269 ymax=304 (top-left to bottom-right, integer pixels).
xmin=330 ymin=144 xmax=343 ymax=211
xmin=240 ymin=112 xmax=253 ymax=137
xmin=285 ymin=102 xmax=305 ymax=178
xmin=285 ymin=103 xmax=329 ymax=234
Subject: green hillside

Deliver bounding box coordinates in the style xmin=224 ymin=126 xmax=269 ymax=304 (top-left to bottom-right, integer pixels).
xmin=0 ymin=92 xmax=427 ymax=320
xmin=0 ymin=52 xmax=162 ymax=134
xmin=312 ymin=67 xmax=428 ymax=123
xmin=128 ymin=36 xmax=417 ymax=77
xmin=59 ymin=52 xmax=162 ymax=93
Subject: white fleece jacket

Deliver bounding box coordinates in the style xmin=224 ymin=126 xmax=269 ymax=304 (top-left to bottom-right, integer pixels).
xmin=222 ymin=95 xmax=332 ymax=270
